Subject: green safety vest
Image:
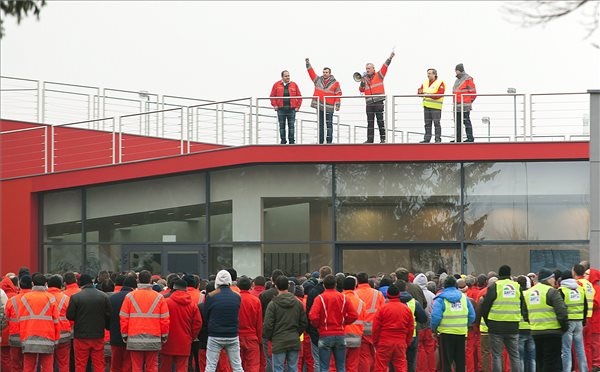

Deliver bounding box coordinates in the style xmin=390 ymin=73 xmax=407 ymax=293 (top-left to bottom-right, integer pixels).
xmin=488 ymin=279 xmax=522 ymax=322
xmin=559 ymin=286 xmax=585 ymax=321
xmin=578 ymin=278 xmax=595 ymax=318
xmin=518 ymin=316 xmax=531 ymax=331
xmin=406 ymin=298 xmax=416 ymax=337
xmin=524 ymin=283 xmax=560 ymax=331
xmin=422 ymin=79 xmax=444 ymax=110
xmin=438 ymin=294 xmax=468 ymax=336
xmin=480 ymin=317 xmax=488 ymax=333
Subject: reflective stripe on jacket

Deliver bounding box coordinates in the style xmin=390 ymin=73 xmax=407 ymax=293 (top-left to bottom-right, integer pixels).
xmin=359 ymin=60 xmax=390 ymax=104
xmin=488 ymin=279 xmax=522 ymax=322
xmin=524 ymin=283 xmax=561 ymax=331
xmin=48 ymin=288 xmax=72 ymax=343
xmin=120 ymin=284 xmax=170 ymax=351
xmin=307 ymin=64 xmax=342 ymax=112
xmin=343 ymin=290 xmax=365 ymax=347
xmin=421 ymin=79 xmax=444 ymax=109
xmin=354 ymin=284 xmax=385 ymax=336
xmin=560 ymin=286 xmax=585 ymax=320
xmin=577 ymin=278 xmax=595 ymax=318
xmin=270 ymin=81 xmax=302 ymax=109
xmin=453 ymin=73 xmax=476 ymax=111
xmin=18 ymin=287 xmax=60 ymax=354
xmin=438 ymin=294 xmax=468 ymax=335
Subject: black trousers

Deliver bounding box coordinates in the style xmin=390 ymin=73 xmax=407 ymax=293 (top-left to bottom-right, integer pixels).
xmin=366 ymin=102 xmax=385 ymax=142
xmin=455 ymin=110 xmax=473 ymax=142
xmin=533 ymin=334 xmax=562 ymax=372
xmin=439 ymin=333 xmax=466 ymax=372
xmin=424 ymin=107 xmax=442 ymax=142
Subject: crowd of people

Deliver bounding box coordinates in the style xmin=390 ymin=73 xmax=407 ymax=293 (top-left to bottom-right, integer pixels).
xmin=269 ymin=52 xmax=477 ymax=145
xmin=0 ymin=261 xmax=598 ymax=372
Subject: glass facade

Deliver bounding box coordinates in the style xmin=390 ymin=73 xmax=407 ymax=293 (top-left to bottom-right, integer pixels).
xmin=41 ymin=161 xmax=590 ymax=278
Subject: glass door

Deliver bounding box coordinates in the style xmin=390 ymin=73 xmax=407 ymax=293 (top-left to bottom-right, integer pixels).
xmin=122 ymin=244 xmax=208 ymax=277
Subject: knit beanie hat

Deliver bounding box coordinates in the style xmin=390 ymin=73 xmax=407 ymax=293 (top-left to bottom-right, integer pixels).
xmin=455 ymin=63 xmax=465 ymax=72
xmin=387 ymin=284 xmax=400 ymax=298
xmin=215 ymin=270 xmax=232 ymax=287
xmin=538 ymin=268 xmax=554 ymax=282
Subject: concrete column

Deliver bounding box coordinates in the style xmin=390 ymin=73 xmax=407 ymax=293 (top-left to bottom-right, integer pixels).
xmin=590 ymin=90 xmax=600 ymax=268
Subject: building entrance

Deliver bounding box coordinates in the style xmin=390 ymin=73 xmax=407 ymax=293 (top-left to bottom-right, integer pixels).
xmin=337 ymin=244 xmax=462 ymax=275
xmin=121 ymin=244 xmax=208 ymax=277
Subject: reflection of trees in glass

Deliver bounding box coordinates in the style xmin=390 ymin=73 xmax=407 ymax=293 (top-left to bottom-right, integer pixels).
xmin=463 ymin=163 xmax=502 ymax=240
xmin=336 ymin=163 xmax=499 ymax=241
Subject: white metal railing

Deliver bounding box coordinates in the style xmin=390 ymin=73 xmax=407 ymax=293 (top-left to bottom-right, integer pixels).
xmin=0 ymin=75 xmax=594 ymax=179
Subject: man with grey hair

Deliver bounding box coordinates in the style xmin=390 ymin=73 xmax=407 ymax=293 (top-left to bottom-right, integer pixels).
xmin=359 ymin=51 xmax=395 ymax=143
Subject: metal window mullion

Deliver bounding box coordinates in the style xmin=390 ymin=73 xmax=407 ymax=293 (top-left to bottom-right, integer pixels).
xmin=460 ymin=162 xmax=466 ymax=274
xmin=331 ymin=163 xmax=338 ymax=271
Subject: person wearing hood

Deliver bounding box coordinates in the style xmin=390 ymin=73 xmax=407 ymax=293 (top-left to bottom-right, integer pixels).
xmin=203 ymin=269 xmax=243 ymax=372
xmin=431 ymin=275 xmax=475 ymax=372
xmin=452 ymin=63 xmax=477 ymax=142
xmin=523 ymin=268 xmax=568 ymax=372
xmin=558 ymin=269 xmax=588 ymax=372
xmin=1 ymin=273 xmax=18 ymax=371
xmin=5 ymin=275 xmax=33 ymax=371
xmin=413 ymin=273 xmax=436 ymax=372
xmin=372 ymin=284 xmax=415 ymax=372
xmin=263 ymin=275 xmax=307 ymax=372
xmin=397 ymin=279 xmax=428 ymax=372
xmin=585 ymin=267 xmax=600 ymax=372
xmin=160 ymin=279 xmax=202 ymax=372
xmin=305 ymin=58 xmax=342 ymax=144
xmin=480 ymin=265 xmax=526 ymax=372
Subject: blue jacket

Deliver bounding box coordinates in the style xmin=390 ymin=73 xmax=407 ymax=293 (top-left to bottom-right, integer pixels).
xmin=203 ymin=286 xmax=241 ymax=338
xmin=430 ymin=287 xmax=475 ymax=333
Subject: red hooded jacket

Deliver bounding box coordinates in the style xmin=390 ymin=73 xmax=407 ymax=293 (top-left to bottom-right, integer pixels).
xmin=587 ymin=268 xmax=600 ymax=329
xmin=1 ymin=276 xmax=18 ymax=347
xmin=372 ymin=296 xmax=414 ymax=347
xmin=161 ymin=290 xmax=202 ymax=356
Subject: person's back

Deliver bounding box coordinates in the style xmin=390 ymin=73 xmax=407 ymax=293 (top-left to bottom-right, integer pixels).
xmin=120 ymin=283 xmax=169 ymax=350
xmin=107 ymin=276 xmax=136 ymax=372
xmin=66 ymin=275 xmax=111 ymax=339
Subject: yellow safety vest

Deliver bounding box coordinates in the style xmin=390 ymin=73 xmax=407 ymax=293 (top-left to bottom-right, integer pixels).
xmin=438 ymin=294 xmax=468 ymax=336
xmin=577 ymin=278 xmax=595 ymax=318
xmin=560 ymin=286 xmax=585 ymax=321
xmin=524 ymin=283 xmax=560 ymax=331
xmin=480 ymin=317 xmax=488 ymax=333
xmin=407 ymin=298 xmax=416 ymax=337
xmin=518 ymin=316 xmax=531 ymax=331
xmin=488 ymin=279 xmax=522 ymax=322
xmin=422 ymin=79 xmax=444 ymax=110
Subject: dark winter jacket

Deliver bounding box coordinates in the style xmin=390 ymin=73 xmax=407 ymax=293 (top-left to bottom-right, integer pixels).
xmin=263 ymin=292 xmax=307 ymax=354
xmin=305 ymin=281 xmax=325 ymax=345
xmin=107 ymin=286 xmax=134 ymax=346
xmin=66 ymin=284 xmax=111 ymax=339
xmin=399 ymin=291 xmax=428 ymax=329
xmin=203 ymin=286 xmax=241 ymax=338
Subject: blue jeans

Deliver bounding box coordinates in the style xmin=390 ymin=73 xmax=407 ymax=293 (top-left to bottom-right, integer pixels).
xmin=205 ymin=336 xmax=244 ymax=372
xmin=318 ymin=109 xmax=334 ymax=144
xmin=311 ymin=341 xmax=320 ymax=372
xmin=318 ymin=335 xmax=346 ymax=372
xmin=562 ymin=321 xmax=588 ymax=372
xmin=518 ymin=334 xmax=536 ymax=372
xmin=264 ymin=336 xmax=273 ymax=372
xmin=272 ymin=349 xmax=299 ymax=372
xmin=277 ymin=108 xmax=296 ymax=144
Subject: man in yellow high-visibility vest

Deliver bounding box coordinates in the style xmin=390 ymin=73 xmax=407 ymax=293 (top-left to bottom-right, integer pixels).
xmin=524 ymin=268 xmax=568 ymax=372
xmin=418 ymin=68 xmax=445 ymax=143
xmin=480 ymin=265 xmax=527 ymax=372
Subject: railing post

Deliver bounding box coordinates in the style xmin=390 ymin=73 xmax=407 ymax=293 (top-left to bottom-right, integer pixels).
xmin=589 ymin=89 xmax=600 ymax=268
xmin=391 ymin=95 xmax=396 ymax=143
xmin=118 ymin=116 xmax=123 ymax=163
xmin=111 ymin=117 xmax=116 ymax=164
xmin=50 ymin=125 xmax=55 ymax=172
xmin=44 ymin=126 xmax=48 ymax=173
xmin=180 ymin=107 xmax=185 ymax=155
xmin=41 ymin=81 xmax=46 ymax=124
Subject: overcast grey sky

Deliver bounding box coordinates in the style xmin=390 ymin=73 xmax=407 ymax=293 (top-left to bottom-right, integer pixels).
xmin=1 ymin=1 xmax=599 ymax=102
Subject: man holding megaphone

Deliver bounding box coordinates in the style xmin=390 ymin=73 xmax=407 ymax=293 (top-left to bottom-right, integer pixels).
xmin=358 ymin=51 xmax=395 ymax=143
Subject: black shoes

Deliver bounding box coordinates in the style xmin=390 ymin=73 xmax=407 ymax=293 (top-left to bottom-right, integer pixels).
xmin=420 ymin=140 xmax=430 ymax=143
xmin=464 ymin=138 xmax=475 ymax=142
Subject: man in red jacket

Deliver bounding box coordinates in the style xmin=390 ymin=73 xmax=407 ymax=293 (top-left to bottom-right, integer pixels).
xmin=160 ymin=279 xmax=202 ymax=372
xmin=270 ymin=70 xmax=302 ymax=144
xmin=359 ymin=51 xmax=395 ymax=143
xmin=586 ymin=268 xmax=600 ymax=372
xmin=305 ymin=58 xmax=342 ymax=144
xmin=452 ymin=63 xmax=477 ymax=142
xmin=309 ymin=274 xmax=357 ymax=372
xmin=372 ymin=284 xmax=414 ymax=372
xmin=237 ymin=276 xmax=262 ymax=372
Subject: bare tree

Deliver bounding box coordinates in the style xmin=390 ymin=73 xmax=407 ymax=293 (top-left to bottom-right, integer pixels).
xmin=504 ymin=0 xmax=600 ymax=48
xmin=0 ymin=0 xmax=47 ymax=39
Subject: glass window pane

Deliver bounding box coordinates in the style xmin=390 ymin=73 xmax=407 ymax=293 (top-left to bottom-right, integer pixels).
xmin=86 ymin=173 xmax=206 ymax=243
xmin=264 ymin=243 xmax=332 ymax=277
xmin=264 ymin=198 xmax=330 ymax=242
xmin=45 ymin=244 xmax=83 ymax=274
xmin=209 ymin=245 xmax=233 ymax=274
xmin=342 ymin=246 xmax=461 ymax=275
xmin=210 ymin=165 xmax=332 ymax=242
xmin=336 ymin=163 xmax=461 ymax=241
xmin=43 ymin=190 xmax=82 ymax=242
xmin=466 ymin=244 xmax=588 ymax=275
xmin=85 ymin=244 xmax=122 ymax=276
xmin=465 ymin=162 xmax=589 ymax=240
